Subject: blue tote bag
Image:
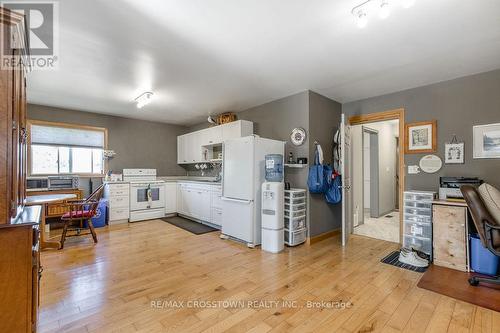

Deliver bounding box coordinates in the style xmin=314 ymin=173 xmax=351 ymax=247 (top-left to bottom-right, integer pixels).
xmin=308 ymin=149 xmax=326 ymax=194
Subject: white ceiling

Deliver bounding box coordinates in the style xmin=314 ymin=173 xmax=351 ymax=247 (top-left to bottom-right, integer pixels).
xmin=27 ymin=0 xmax=500 ymax=126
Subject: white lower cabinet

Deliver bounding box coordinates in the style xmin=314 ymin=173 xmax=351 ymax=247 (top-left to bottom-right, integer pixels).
xmin=165 ymin=182 xmax=177 ymax=214
xmin=176 ymin=182 xmax=221 ymax=227
xmin=104 ymin=183 xmax=130 ymax=224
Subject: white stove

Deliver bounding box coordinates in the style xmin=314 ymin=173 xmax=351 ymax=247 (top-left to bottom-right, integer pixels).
xmin=123 ymin=169 xmax=166 ymax=222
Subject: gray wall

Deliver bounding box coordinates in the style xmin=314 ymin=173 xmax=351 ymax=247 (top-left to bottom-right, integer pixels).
xmin=28 ymin=104 xmax=188 ymax=195
xmin=343 ymin=69 xmax=500 ymax=191
xmin=308 ymin=91 xmax=343 ymax=236
xmin=237 ymin=91 xmax=310 ymax=188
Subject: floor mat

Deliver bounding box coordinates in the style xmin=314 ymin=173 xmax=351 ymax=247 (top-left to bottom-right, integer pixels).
xmin=162 ymin=216 xmax=218 ymax=235
xmin=418 ymin=265 xmax=500 ymax=312
xmin=381 ymin=251 xmax=428 ymax=273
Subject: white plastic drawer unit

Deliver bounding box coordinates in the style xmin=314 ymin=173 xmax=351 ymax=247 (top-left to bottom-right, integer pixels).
xmin=404 ymin=207 xmax=431 ymax=217
xmin=284 ymin=202 xmax=306 ymax=212
xmin=403 ymin=192 xmax=434 ymax=202
xmin=285 ymin=197 xmax=306 ymax=205
xmin=404 ymin=235 xmax=432 ymax=254
xmin=404 ymin=200 xmax=432 ymax=210
xmin=404 ymin=221 xmax=432 ymax=238
xmin=404 ymin=214 xmax=431 ymax=224
xmin=285 ymin=228 xmax=307 ymax=246
xmin=285 ymin=216 xmax=306 ymax=230
xmin=284 ymin=189 xmax=306 ymax=199
xmin=284 ymin=209 xmax=306 ymax=218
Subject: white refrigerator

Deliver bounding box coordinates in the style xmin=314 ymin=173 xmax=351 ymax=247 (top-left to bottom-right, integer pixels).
xmin=221 ymin=135 xmax=285 ymax=247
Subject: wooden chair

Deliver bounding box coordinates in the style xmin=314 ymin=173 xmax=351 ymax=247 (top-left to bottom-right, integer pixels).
xmin=59 ymin=184 xmax=105 ymax=249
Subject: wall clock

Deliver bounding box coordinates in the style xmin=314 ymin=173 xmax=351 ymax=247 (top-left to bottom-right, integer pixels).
xmin=290 ymin=127 xmax=307 ymax=146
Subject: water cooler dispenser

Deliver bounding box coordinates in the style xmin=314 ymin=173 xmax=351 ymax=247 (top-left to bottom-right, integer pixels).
xmin=261 ymin=154 xmax=284 ymax=253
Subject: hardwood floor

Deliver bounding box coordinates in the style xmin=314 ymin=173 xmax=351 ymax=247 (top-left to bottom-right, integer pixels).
xmin=39 ymin=220 xmax=499 ymax=333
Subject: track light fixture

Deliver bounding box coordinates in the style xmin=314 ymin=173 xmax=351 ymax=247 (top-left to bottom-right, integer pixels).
xmin=135 ymin=91 xmax=154 ymax=109
xmin=352 ymin=0 xmax=416 ymax=28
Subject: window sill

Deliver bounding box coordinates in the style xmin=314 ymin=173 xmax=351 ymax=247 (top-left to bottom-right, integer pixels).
xmin=29 ymin=174 xmax=105 ymax=178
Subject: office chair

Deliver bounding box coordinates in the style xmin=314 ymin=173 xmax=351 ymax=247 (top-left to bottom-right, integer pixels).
xmin=461 ymin=185 xmax=500 ymax=286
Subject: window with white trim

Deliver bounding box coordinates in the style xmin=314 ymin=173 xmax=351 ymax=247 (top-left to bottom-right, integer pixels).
xmin=29 ymin=121 xmax=106 ymax=175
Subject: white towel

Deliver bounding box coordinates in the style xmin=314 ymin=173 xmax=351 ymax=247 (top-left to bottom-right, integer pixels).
xmin=316 ymin=144 xmax=324 ymax=164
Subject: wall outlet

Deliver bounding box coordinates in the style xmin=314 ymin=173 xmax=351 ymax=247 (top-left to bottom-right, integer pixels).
xmin=408 ymin=165 xmax=420 ymax=174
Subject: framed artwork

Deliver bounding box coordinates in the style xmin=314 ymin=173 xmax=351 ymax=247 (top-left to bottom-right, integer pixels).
xmin=405 ymin=120 xmax=437 ymax=154
xmin=473 ymin=123 xmax=500 ymax=159
xmin=445 ymin=143 xmax=464 ymax=164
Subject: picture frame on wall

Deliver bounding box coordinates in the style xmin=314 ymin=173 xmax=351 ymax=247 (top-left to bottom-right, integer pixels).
xmin=473 ymin=123 xmax=500 ymax=159
xmin=405 ymin=120 xmax=437 ymax=154
xmin=445 ymin=143 xmax=464 ymax=164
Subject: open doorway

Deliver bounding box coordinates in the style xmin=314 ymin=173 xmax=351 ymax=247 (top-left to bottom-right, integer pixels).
xmin=351 ymin=119 xmax=400 ymax=243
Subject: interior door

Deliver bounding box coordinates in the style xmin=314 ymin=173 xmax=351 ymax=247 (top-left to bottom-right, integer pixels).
xmin=341 ymin=114 xmax=353 ymax=246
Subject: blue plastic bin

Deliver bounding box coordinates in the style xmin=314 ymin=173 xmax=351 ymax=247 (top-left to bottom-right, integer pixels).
xmin=83 ymin=199 xmax=108 ymax=228
xmin=470 ymin=233 xmax=499 ymax=276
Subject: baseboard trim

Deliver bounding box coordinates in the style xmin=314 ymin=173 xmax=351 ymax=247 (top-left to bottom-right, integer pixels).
xmin=307 ymin=229 xmax=341 ymax=245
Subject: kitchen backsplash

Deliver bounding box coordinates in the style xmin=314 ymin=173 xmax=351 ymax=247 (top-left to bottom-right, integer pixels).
xmin=183 ymin=163 xmax=222 ymax=178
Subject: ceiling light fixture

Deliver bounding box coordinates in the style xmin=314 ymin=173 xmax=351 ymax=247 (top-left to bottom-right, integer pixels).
xmin=355 ymin=10 xmax=368 ymax=28
xmin=379 ymin=0 xmax=391 ymax=19
xmin=352 ymin=0 xmax=416 ymax=28
xmin=135 ymin=91 xmax=154 ymax=108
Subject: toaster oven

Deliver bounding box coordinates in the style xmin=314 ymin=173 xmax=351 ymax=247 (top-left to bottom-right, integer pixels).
xmin=47 ymin=176 xmax=79 ymax=190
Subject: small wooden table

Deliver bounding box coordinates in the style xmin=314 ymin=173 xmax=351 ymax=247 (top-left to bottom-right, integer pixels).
xmin=26 ymin=193 xmax=77 ymax=250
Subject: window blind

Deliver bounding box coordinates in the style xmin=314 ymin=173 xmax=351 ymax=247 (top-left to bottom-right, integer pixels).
xmin=30 ymin=124 xmax=105 ymax=148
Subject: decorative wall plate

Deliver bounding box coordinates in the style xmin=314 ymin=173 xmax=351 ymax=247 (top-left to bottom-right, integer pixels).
xmin=290 ymin=127 xmax=307 ymax=146
xmin=419 ymin=154 xmax=443 ymax=174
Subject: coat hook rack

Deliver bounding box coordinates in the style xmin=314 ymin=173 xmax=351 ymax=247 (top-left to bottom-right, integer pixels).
xmin=314 ymin=140 xmax=320 ymax=145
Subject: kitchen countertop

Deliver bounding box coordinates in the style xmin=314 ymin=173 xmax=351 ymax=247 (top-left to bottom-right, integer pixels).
xmin=157 ymin=176 xmax=220 ymax=184
xmin=104 ymin=177 xmax=221 ymax=185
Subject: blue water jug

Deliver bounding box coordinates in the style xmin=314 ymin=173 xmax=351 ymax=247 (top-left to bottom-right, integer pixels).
xmin=265 ymin=154 xmax=283 ymax=182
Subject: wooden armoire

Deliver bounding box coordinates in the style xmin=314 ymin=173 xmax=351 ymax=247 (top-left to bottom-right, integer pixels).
xmin=0 ymin=7 xmax=41 ymax=333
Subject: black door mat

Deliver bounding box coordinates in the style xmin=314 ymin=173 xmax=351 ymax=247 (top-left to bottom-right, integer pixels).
xmin=162 ymin=216 xmax=218 ymax=235
xmin=381 ymin=251 xmax=428 ymax=273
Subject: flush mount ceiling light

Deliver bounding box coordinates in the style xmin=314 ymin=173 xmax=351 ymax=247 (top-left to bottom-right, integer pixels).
xmin=352 ymin=0 xmax=416 ymax=28
xmin=134 ymin=91 xmax=154 ymax=108
xmin=379 ymin=0 xmax=391 ymax=19
xmin=354 ymin=8 xmax=368 ymax=28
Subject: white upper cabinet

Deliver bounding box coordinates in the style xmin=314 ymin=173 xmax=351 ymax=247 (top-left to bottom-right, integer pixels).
xmin=200 ymin=126 xmax=222 ymax=146
xmin=177 ymin=135 xmax=187 ymax=164
xmin=177 ymin=120 xmax=253 ymax=164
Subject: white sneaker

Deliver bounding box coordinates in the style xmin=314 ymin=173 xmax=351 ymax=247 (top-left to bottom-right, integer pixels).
xmin=400 ymin=247 xmax=429 ymax=264
xmin=398 ymin=250 xmax=429 ymax=268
